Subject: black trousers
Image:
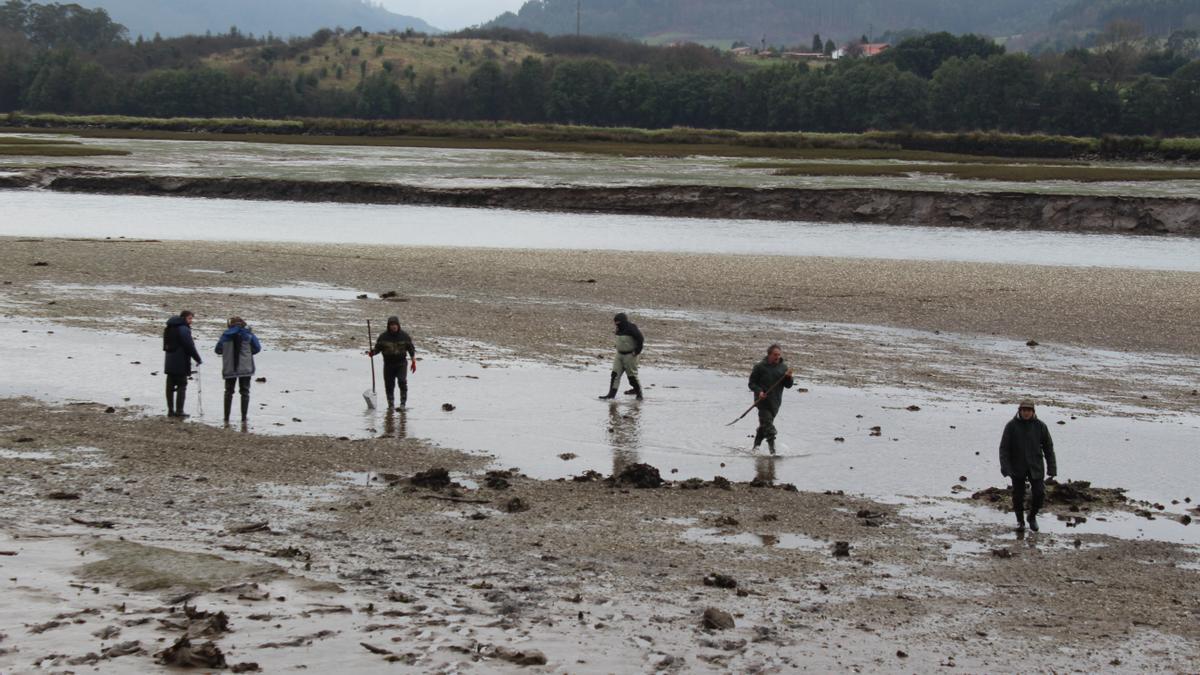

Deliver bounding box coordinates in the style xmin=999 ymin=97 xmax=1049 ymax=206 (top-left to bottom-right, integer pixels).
xmin=224 ymin=376 xmax=251 ymax=396
xmin=1011 ymin=474 xmax=1046 ymax=515
xmin=165 ymin=374 xmax=188 ymax=409
xmin=383 ymin=362 xmax=408 ymax=403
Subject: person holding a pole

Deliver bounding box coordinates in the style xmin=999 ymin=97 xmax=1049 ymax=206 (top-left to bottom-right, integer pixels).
xmin=747 ymin=343 xmax=794 ymax=455
xmin=370 ymin=316 xmax=416 ymax=411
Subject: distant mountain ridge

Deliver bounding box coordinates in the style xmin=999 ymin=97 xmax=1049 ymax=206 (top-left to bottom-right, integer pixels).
xmin=485 ymin=0 xmax=1072 ymax=44
xmin=74 ymin=0 xmax=440 ymax=39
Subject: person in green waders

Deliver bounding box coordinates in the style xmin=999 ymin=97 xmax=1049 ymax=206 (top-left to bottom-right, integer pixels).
xmin=747 ymin=343 xmax=794 ymax=454
xmin=599 ymin=312 xmax=644 ymax=400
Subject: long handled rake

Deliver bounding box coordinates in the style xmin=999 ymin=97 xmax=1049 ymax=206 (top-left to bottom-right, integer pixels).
xmin=364 ymin=320 xmax=378 ymax=410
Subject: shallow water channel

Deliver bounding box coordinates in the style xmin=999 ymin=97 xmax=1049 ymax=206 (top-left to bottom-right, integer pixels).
xmin=2 ymin=318 xmax=1197 ymax=544
xmin=6 ymin=191 xmax=1200 ymax=271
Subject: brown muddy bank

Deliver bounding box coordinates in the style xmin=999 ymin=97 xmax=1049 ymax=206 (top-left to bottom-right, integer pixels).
xmin=7 ymin=169 xmax=1200 ymax=235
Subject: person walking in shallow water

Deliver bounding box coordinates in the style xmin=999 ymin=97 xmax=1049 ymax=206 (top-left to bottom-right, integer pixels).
xmin=600 ymin=312 xmax=644 ymax=400
xmin=162 ymin=310 xmax=202 ymax=418
xmin=999 ymin=400 xmax=1057 ymax=532
xmin=215 ymin=317 xmax=261 ymax=424
xmin=371 ymin=316 xmax=416 ymax=410
xmin=747 ymin=344 xmax=794 ymax=455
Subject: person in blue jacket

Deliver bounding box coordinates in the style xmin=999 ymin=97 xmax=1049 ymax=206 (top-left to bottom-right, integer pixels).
xmin=215 ymin=316 xmax=262 ymax=424
xmin=163 ymin=310 xmax=202 ymax=418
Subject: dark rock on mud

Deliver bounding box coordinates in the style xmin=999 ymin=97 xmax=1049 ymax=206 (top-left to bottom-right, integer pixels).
xmin=992 ymin=548 xmax=1015 ymax=559
xmin=484 ymin=471 xmax=511 ymax=490
xmin=702 ymin=573 xmax=738 ymax=589
xmin=832 ymin=541 xmax=851 ymax=557
xmin=155 ymin=637 xmax=226 ymax=668
xmin=710 ymin=476 xmax=732 ymax=490
xmin=410 ymin=468 xmax=451 ymax=490
xmin=441 ymin=403 xmax=456 ymax=411
xmin=609 ymin=463 xmax=664 ymax=489
xmin=679 ymin=478 xmax=705 ymax=490
xmin=572 ymin=470 xmax=603 ymax=482
xmin=45 ymin=491 xmax=80 ymax=500
xmin=557 ymin=453 xmax=577 ymax=461
xmin=227 ymin=521 xmax=270 ymax=534
xmin=492 ymin=646 xmax=547 ymax=666
xmin=102 ymin=641 xmax=143 ymax=658
xmin=701 ymin=607 xmax=736 ymax=630
xmin=504 ymin=497 xmax=530 ymax=513
xmin=231 ymin=663 xmax=262 ymax=673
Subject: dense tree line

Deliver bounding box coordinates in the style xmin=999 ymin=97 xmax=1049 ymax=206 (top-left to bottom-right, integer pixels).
xmin=3 ymin=3 xmax=1200 ymax=137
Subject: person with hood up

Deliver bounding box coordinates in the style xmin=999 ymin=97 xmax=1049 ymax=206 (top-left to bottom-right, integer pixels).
xmin=599 ymin=312 xmax=644 ymax=400
xmin=999 ymin=400 xmax=1057 ymax=532
xmin=215 ymin=317 xmax=262 ymax=424
xmin=162 ymin=310 xmax=202 ymax=418
xmin=371 ymin=316 xmax=416 ymax=410
xmin=747 ymin=343 xmax=794 ymax=455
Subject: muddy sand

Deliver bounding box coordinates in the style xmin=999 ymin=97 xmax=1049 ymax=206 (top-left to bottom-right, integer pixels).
xmin=2 ymin=399 xmax=1198 ymax=672
xmin=1 ymin=237 xmax=1199 ymax=671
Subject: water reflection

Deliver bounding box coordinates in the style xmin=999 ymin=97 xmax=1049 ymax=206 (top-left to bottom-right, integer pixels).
xmin=754 ymin=455 xmax=778 ymax=483
xmin=382 ymin=408 xmax=408 ymax=439
xmin=607 ymin=401 xmax=642 ymax=474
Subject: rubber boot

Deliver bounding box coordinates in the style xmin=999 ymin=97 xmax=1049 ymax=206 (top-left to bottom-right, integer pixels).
xmin=223 ymin=392 xmax=233 ymax=423
xmin=387 ymin=398 xmax=395 ymax=413
xmin=767 ymin=437 xmax=776 ymax=455
xmin=399 ymin=385 xmax=408 ymax=410
xmin=1014 ymin=509 xmax=1026 ymax=532
xmin=166 ymin=380 xmax=176 ymax=417
xmin=628 ymin=376 xmax=644 ymax=401
xmin=1026 ymin=511 xmax=1039 ymax=532
xmin=174 ymin=389 xmax=189 ymax=419
xmin=599 ymin=372 xmax=619 ymax=400
xmin=240 ymin=394 xmax=250 ymax=422
xmin=752 ymin=428 xmax=764 ymax=450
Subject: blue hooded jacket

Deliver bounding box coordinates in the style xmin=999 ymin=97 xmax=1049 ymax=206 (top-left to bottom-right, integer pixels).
xmin=215 ymin=324 xmax=262 ymax=379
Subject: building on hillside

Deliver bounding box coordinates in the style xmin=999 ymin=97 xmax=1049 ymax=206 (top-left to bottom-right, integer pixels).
xmin=861 ymin=43 xmax=890 ymax=56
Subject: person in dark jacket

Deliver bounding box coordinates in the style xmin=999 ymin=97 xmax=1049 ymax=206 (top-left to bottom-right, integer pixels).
xmin=215 ymin=317 xmax=262 ymax=424
xmin=600 ymin=312 xmax=645 ymax=400
xmin=747 ymin=344 xmax=794 ymax=454
xmin=162 ymin=310 xmax=202 ymax=418
xmin=371 ymin=316 xmax=416 ymax=410
xmin=999 ymin=400 xmax=1057 ymax=532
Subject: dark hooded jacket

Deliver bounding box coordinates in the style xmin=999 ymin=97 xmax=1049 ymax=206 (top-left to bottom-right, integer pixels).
xmin=999 ymin=410 xmax=1057 ymax=480
xmin=748 ymin=357 xmax=794 ymax=414
xmin=215 ymin=324 xmax=262 ymax=379
xmin=613 ymin=313 xmax=644 ymax=355
xmin=374 ymin=319 xmax=415 ymax=366
xmin=163 ymin=315 xmax=201 ymax=376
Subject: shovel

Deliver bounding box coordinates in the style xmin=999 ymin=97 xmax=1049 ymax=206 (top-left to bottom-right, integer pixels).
xmin=364 ymin=320 xmax=377 ymax=410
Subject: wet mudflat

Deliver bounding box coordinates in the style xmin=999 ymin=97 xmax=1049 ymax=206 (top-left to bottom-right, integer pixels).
xmin=2 ymin=232 xmax=1199 ymax=670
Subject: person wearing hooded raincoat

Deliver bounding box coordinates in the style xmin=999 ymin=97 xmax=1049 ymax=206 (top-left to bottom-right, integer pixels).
xmin=162 ymin=310 xmax=202 ymax=418
xmin=999 ymin=400 xmax=1057 ymax=532
xmin=599 ymin=312 xmax=645 ymax=400
xmin=215 ymin=317 xmax=262 ymax=423
xmin=747 ymin=343 xmax=794 ymax=454
xmin=372 ymin=316 xmax=416 ymax=410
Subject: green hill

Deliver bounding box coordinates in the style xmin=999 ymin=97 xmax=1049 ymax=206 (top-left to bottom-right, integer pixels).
xmin=485 ymin=0 xmax=1072 ymax=45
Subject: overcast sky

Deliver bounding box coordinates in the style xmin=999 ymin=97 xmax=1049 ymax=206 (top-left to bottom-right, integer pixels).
xmin=379 ymin=0 xmax=526 ymax=31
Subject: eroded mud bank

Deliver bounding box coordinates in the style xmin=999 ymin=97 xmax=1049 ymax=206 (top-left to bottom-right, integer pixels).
xmin=5 ymin=169 xmax=1200 ymax=236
